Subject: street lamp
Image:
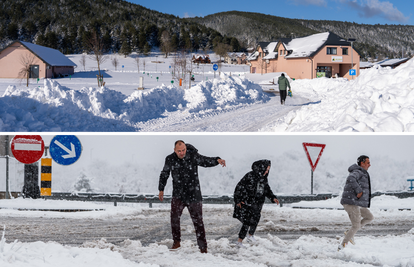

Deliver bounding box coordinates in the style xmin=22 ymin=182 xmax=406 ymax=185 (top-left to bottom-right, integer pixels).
xmin=348 ymin=38 xmax=356 ymax=80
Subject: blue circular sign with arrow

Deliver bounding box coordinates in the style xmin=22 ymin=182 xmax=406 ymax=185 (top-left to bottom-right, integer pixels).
xmin=213 ymin=64 xmax=218 ymax=71
xmin=50 ymin=135 xmax=82 ymax=165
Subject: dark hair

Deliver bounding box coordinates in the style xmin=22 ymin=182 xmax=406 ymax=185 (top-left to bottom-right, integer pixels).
xmin=357 ymin=155 xmax=369 ymax=166
xmin=281 ymin=73 xmax=285 ymax=77
xmin=174 ymin=140 xmax=185 ymax=147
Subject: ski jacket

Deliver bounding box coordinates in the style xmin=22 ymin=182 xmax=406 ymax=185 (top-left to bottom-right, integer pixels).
xmin=233 ymin=160 xmax=277 ymax=224
xmin=159 ymin=143 xmax=221 ymax=203
xmin=340 ymin=164 xmax=372 ymax=208
xmin=278 ymin=76 xmax=291 ymax=91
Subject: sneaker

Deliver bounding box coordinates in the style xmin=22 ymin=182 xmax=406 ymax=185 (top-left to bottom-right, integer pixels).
xmin=247 ymin=235 xmax=257 ymax=243
xmin=170 ymin=241 xmax=181 ymax=251
xmin=200 ymin=247 xmax=207 ymax=253
xmin=337 ymin=242 xmax=347 ymax=251
xmin=236 ymin=241 xmax=246 ymax=248
xmin=344 ymin=232 xmax=355 ymax=245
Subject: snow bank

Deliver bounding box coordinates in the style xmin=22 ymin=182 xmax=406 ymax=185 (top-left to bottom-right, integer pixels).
xmin=0 ymin=231 xmax=154 ymax=267
xmin=272 ymin=58 xmax=414 ymax=132
xmin=0 ymin=76 xmax=269 ymax=132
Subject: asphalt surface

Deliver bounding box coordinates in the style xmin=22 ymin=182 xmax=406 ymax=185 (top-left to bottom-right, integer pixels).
xmin=2 ymin=205 xmax=412 ymax=247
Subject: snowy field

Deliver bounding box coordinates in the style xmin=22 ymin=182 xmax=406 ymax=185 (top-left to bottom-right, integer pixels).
xmin=1 ymin=196 xmax=414 ymax=267
xmin=1 ymin=51 xmax=414 ymax=132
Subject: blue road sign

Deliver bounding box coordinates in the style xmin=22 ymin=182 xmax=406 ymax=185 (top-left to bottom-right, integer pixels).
xmin=349 ymin=69 xmax=356 ymax=76
xmin=50 ymin=135 xmax=82 ymax=166
xmin=213 ymin=64 xmax=218 ymax=71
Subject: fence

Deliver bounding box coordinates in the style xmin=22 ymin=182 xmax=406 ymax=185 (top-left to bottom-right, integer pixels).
xmin=40 ymin=191 xmax=414 ymax=208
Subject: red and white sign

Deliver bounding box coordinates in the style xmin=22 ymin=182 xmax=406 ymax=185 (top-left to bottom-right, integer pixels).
xmin=11 ymin=135 xmax=44 ymax=164
xmin=302 ymin=142 xmax=326 ymax=172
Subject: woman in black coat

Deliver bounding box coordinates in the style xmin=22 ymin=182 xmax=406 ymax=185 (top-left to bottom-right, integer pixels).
xmin=233 ymin=159 xmax=279 ymax=247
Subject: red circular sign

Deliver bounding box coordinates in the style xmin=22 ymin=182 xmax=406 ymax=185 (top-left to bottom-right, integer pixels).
xmin=11 ymin=135 xmax=44 ymax=164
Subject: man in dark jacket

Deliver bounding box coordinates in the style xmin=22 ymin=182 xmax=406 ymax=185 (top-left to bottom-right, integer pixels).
xmin=158 ymin=140 xmax=226 ymax=253
xmin=278 ymin=73 xmax=291 ymax=105
xmin=338 ymin=155 xmax=374 ymax=251
xmin=233 ymin=159 xmax=279 ymax=247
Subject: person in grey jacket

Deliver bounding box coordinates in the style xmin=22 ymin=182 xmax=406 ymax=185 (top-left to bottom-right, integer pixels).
xmin=278 ymin=73 xmax=291 ymax=105
xmin=338 ymin=155 xmax=374 ymax=251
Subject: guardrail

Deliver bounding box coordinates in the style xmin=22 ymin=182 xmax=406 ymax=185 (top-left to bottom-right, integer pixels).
xmin=3 ymin=191 xmax=413 ymax=208
xmin=42 ymin=192 xmax=337 ymax=207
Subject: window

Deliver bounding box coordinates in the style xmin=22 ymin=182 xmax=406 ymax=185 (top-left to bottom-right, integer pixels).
xmin=327 ymin=47 xmax=337 ymax=55
xmin=342 ymin=48 xmax=348 ymax=55
xmin=280 ymin=50 xmax=283 ymax=55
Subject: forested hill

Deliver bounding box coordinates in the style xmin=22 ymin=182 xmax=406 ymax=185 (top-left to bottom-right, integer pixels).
xmin=0 ymin=0 xmax=238 ymax=55
xmin=190 ymin=11 xmax=414 ymax=60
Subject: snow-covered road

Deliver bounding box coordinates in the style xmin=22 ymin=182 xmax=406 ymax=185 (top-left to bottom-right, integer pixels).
xmin=135 ymin=95 xmax=312 ymax=132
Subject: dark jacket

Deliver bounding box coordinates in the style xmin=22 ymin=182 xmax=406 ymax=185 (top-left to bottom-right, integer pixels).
xmin=340 ymin=164 xmax=372 ymax=208
xmin=278 ymin=76 xmax=291 ymax=91
xmin=233 ymin=160 xmax=277 ymax=225
xmin=159 ymin=144 xmax=220 ymax=203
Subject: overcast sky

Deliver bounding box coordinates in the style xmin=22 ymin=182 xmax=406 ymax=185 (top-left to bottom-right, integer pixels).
xmin=128 ymin=0 xmax=412 ymax=25
xmin=38 ymin=134 xmax=414 ymax=169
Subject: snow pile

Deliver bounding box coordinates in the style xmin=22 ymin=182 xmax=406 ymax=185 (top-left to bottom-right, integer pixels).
xmin=272 ymin=58 xmax=414 ymax=132
xmin=0 ymin=232 xmax=153 ymax=267
xmin=0 ymin=76 xmax=268 ymax=131
xmin=65 ymin=233 xmax=414 ymax=267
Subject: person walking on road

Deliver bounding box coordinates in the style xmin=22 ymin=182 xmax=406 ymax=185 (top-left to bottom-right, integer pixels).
xmin=338 ymin=155 xmax=374 ymax=251
xmin=233 ymin=159 xmax=279 ymax=248
xmin=278 ymin=73 xmax=291 ymax=105
xmin=158 ymin=140 xmax=226 ymax=253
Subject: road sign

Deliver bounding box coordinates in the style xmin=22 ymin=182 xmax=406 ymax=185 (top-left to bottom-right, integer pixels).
xmin=49 ymin=135 xmax=82 ymax=165
xmin=213 ymin=64 xmax=218 ymax=71
xmin=349 ymin=69 xmax=356 ymax=76
xmin=11 ymin=135 xmax=44 ymax=164
xmin=302 ymin=143 xmax=326 ymax=172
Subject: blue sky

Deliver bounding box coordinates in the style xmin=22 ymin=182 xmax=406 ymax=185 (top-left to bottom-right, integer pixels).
xmin=128 ymin=0 xmax=412 ymax=25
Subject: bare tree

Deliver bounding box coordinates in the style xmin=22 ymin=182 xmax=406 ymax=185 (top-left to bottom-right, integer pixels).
xmin=134 ymin=54 xmax=140 ymax=73
xmin=160 ymin=30 xmax=173 ymax=58
xmin=172 ymin=50 xmax=196 ymax=89
xmin=79 ymin=54 xmax=87 ymax=71
xmin=18 ymin=53 xmax=37 ymax=87
xmin=112 ymin=55 xmax=119 ymax=71
xmin=87 ymin=31 xmax=108 ymax=87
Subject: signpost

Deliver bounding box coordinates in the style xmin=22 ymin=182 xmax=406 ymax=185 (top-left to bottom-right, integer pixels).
xmin=11 ymin=135 xmax=44 ymax=164
xmin=213 ymin=63 xmax=218 ymax=78
xmin=349 ymin=69 xmax=356 ymax=76
xmin=302 ymin=142 xmax=326 ymax=194
xmin=49 ymin=135 xmax=82 ymax=166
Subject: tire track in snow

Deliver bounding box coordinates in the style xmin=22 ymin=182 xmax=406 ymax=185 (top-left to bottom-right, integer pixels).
xmin=137 ymin=97 xmax=305 ymax=132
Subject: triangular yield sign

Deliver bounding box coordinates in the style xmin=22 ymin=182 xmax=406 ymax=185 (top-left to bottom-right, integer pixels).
xmin=302 ymin=143 xmax=326 ymax=172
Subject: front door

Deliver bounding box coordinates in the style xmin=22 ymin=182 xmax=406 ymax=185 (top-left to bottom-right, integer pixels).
xmin=30 ymin=65 xmax=39 ymax=78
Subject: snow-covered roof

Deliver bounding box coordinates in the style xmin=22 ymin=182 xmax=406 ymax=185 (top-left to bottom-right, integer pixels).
xmin=360 ymin=61 xmax=374 ymax=68
xmin=19 ymin=41 xmax=77 ymax=67
xmin=375 ymin=58 xmax=409 ymax=67
xmin=360 ymin=58 xmax=409 ymax=69
xmin=283 ymin=32 xmax=353 ymax=59
xmin=263 ymin=42 xmax=278 ymax=60
xmin=247 ymin=51 xmax=259 ymax=61
xmin=248 ymin=32 xmax=352 ymax=61
xmin=284 ymin=32 xmax=329 ymax=58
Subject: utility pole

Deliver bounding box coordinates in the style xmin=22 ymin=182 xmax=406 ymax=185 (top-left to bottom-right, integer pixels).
xmin=348 ymin=38 xmax=356 ymax=80
xmin=5 ymin=135 xmax=9 ymax=199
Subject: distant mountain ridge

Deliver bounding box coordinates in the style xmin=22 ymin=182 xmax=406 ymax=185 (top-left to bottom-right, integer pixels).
xmin=189 ymin=11 xmax=414 ymax=60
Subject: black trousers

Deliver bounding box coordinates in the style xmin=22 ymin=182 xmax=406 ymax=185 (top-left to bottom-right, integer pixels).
xmin=171 ymin=197 xmax=207 ymax=249
xmin=238 ymin=203 xmax=263 ymax=240
xmin=280 ymin=90 xmax=287 ymax=104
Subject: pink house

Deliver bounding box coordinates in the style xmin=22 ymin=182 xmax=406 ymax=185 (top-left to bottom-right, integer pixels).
xmin=248 ymin=32 xmax=360 ymax=80
xmin=0 ymin=41 xmax=76 ymax=79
